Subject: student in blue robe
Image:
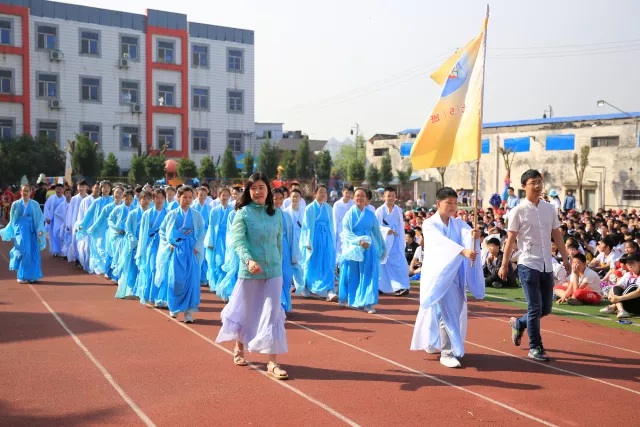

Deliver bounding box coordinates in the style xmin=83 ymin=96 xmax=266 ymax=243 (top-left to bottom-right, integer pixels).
xmin=272 ymin=188 xmax=300 ymax=315
xmin=77 ymin=181 xmax=114 ymax=276
xmin=75 ymin=183 xmax=100 ymax=272
xmin=338 ymin=188 xmax=386 ymax=314
xmin=43 ymin=184 xmax=65 ymax=257
xmin=92 ymin=185 xmax=124 ymax=281
xmin=216 ymin=208 xmax=239 ymax=302
xmin=136 ymin=189 xmax=168 ymax=306
xmin=299 ymin=184 xmax=336 ymax=301
xmin=155 ymin=186 xmax=205 ymax=323
xmin=115 ymin=190 xmax=150 ymax=298
xmin=205 ymin=187 xmax=233 ymax=294
xmin=164 ymin=186 xmax=179 ymax=211
xmin=0 ymin=185 xmax=46 ymax=283
xmin=53 ymin=188 xmax=72 ymax=257
xmin=109 ymin=188 xmax=134 ymax=285
xmin=191 ymin=186 xmax=211 ymax=285
xmin=63 ymin=180 xmax=89 ymax=265
xmin=284 ymin=189 xmax=304 ymax=291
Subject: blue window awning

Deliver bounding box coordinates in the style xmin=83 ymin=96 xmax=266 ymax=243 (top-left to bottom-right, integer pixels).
xmin=504 ymin=137 xmax=530 ymax=153
xmin=481 ymin=138 xmax=490 ymax=154
xmin=400 ymin=141 xmax=414 ymax=157
xmin=545 ymin=134 xmax=575 ymax=151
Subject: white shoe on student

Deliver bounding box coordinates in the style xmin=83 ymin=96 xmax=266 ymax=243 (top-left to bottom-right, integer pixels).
xmin=600 ymin=306 xmax=617 ymax=314
xmin=326 ymin=291 xmax=338 ymax=302
xmin=617 ymin=310 xmax=632 ymax=319
xmin=300 ymin=287 xmax=312 ymax=298
xmin=338 ymin=301 xmax=346 ymax=308
xmin=364 ymin=305 xmax=376 ymax=314
xmin=170 ymin=311 xmax=179 ymax=318
xmin=440 ymin=355 xmax=462 ymax=369
xmin=17 ymin=279 xmax=27 ymax=284
xmin=184 ymin=310 xmax=193 ymax=323
xmin=426 ymin=346 xmax=439 ymax=354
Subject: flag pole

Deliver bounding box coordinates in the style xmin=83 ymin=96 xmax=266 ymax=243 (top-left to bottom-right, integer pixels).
xmin=472 ymin=4 xmax=489 ymax=265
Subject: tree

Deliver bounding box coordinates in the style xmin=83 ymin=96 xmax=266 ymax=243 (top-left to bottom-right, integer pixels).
xmin=348 ymin=159 xmax=365 ymax=181
xmin=71 ymin=134 xmax=101 ymax=177
xmin=244 ymin=150 xmax=255 ymax=177
xmin=379 ymin=152 xmax=393 ymax=184
xmin=295 ymin=137 xmax=312 ymax=179
xmin=366 ymin=164 xmax=380 ymax=188
xmin=257 ymin=138 xmax=279 ymax=178
xmin=128 ymin=154 xmax=145 ymax=184
xmin=198 ymin=156 xmax=217 ymax=180
xmin=101 ymin=152 xmax=121 ymax=177
xmin=333 ymin=142 xmax=366 ymax=179
xmin=437 ymin=167 xmax=447 ymax=186
xmin=177 ymin=158 xmax=197 ymax=178
xmin=220 ymin=147 xmax=239 ymax=179
xmin=0 ymin=135 xmax=65 ymax=184
xmin=315 ymin=149 xmax=332 ymax=180
xmin=396 ymin=166 xmax=413 ymax=185
xmin=573 ymin=146 xmax=590 ymax=210
xmin=498 ymin=146 xmax=517 ymax=178
xmin=280 ymin=150 xmax=297 ymax=180
xmin=144 ymin=153 xmax=166 ymax=180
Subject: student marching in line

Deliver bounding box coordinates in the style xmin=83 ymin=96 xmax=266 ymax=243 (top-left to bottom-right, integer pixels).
xmin=205 ymin=187 xmax=233 ymax=294
xmin=337 ymin=188 xmax=386 ymax=314
xmin=216 ymin=173 xmax=288 ymax=380
xmin=109 ymin=189 xmax=134 ymax=286
xmin=98 ymin=185 xmax=125 ymax=281
xmin=299 ymin=184 xmax=337 ymax=301
xmin=165 ymin=186 xmax=179 ymax=211
xmin=215 ymin=205 xmax=240 ymax=303
xmin=53 ymin=188 xmax=72 ymax=258
xmin=43 ymin=184 xmax=65 ymax=257
xmin=63 ymin=180 xmax=89 ymax=266
xmin=273 ymin=187 xmax=300 ymax=317
xmin=75 ymin=183 xmax=100 ymax=272
xmin=284 ymin=189 xmax=304 ymax=291
xmin=77 ymin=181 xmax=114 ymax=277
xmin=0 ymin=184 xmax=46 ymax=283
xmin=333 ymin=185 xmax=355 ymax=267
xmin=376 ymin=187 xmax=410 ymax=296
xmin=192 ymin=186 xmax=212 ymax=286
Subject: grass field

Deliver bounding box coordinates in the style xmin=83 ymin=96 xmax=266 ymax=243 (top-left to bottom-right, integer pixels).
xmin=410 ymin=281 xmax=639 ymax=332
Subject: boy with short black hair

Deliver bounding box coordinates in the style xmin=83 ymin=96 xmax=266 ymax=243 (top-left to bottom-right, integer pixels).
xmin=376 ymin=187 xmax=410 ymax=296
xmin=483 ymin=238 xmax=516 ymax=288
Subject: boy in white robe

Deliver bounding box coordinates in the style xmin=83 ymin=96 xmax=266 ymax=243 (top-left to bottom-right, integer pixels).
xmin=44 ymin=184 xmax=65 ymax=257
xmin=63 ymin=180 xmax=89 ymax=264
xmin=332 ymin=185 xmax=355 ymax=265
xmin=410 ymin=187 xmax=484 ymax=368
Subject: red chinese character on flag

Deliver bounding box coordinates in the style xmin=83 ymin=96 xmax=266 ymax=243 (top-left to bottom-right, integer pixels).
xmin=431 ymin=114 xmax=440 ymax=123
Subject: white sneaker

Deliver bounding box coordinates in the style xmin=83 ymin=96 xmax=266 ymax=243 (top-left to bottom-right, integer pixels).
xmin=426 ymin=346 xmax=439 ymax=354
xmin=600 ymin=306 xmax=617 ymax=314
xmin=326 ymin=291 xmax=338 ymax=302
xmin=364 ymin=305 xmax=376 ymax=314
xmin=440 ymin=355 xmax=462 ymax=368
xmin=300 ymin=287 xmax=312 ymax=298
xmin=184 ymin=310 xmax=193 ymax=323
xmin=338 ymin=301 xmax=346 ymax=308
xmin=17 ymin=279 xmax=27 ymax=284
xmin=617 ymin=310 xmax=632 ymax=319
xmin=169 ymin=311 xmax=178 ymax=318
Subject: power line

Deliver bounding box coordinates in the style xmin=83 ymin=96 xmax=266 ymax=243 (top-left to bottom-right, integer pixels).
xmin=489 ymin=38 xmax=640 ymax=50
xmin=489 ymin=45 xmax=640 ymax=59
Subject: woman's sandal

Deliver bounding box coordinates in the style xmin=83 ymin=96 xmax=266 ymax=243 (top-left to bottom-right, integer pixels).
xmin=267 ymin=362 xmax=289 ymax=380
xmin=233 ymin=349 xmax=248 ymax=366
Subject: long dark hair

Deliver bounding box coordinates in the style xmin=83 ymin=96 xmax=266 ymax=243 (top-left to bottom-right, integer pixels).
xmin=235 ymin=172 xmax=276 ymax=216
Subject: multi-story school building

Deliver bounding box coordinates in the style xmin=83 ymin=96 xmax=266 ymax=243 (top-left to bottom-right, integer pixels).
xmin=0 ymin=0 xmax=255 ymax=170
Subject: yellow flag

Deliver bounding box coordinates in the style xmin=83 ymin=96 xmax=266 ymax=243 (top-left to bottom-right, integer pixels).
xmin=410 ymin=17 xmax=488 ymax=170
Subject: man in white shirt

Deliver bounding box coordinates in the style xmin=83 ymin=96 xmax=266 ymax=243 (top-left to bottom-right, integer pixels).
xmin=554 ymin=253 xmax=602 ymax=306
xmin=500 ymin=169 xmax=571 ymax=362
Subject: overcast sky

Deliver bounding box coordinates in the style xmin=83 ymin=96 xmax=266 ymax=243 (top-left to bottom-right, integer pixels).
xmin=67 ymin=0 xmax=640 ymax=140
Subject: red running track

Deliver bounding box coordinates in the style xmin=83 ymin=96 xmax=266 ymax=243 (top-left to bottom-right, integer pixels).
xmin=1 ymin=241 xmax=639 ymax=426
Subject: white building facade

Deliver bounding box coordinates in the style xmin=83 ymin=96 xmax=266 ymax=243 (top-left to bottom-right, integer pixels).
xmin=0 ymin=0 xmax=255 ymax=170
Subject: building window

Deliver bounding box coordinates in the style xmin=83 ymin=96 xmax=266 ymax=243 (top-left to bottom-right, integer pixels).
xmin=227 ymin=49 xmax=243 ymax=73
xmin=157 ymin=40 xmax=174 ymax=63
xmin=80 ymin=30 xmax=99 ymax=56
xmin=37 ymin=73 xmax=58 ymax=98
xmin=38 ymin=121 xmax=58 ymax=144
xmin=121 ymin=126 xmax=139 ymax=149
xmin=158 ymin=84 xmax=175 ymax=107
xmin=228 ymin=131 xmax=243 ymax=153
xmin=121 ymin=35 xmax=138 ymax=60
xmin=158 ymin=128 xmax=175 ymax=150
xmin=192 ymin=44 xmax=208 ymax=68
xmin=193 ymin=130 xmax=209 ymax=152
xmin=0 ymin=20 xmax=12 ymax=45
xmin=192 ymin=87 xmax=209 ymax=110
xmin=622 ymin=190 xmax=640 ymax=201
xmin=37 ymin=24 xmax=57 ymax=50
xmin=227 ymin=90 xmax=244 ymax=113
xmin=81 ymin=123 xmax=100 ymax=144
xmin=120 ymin=80 xmax=139 ymax=104
xmin=80 ymin=77 xmax=101 ymax=102
xmin=0 ymin=118 xmax=14 ymax=140
xmin=0 ymin=69 xmax=12 ymax=94
xmin=591 ymin=136 xmax=619 ymax=148
xmin=373 ymin=148 xmax=389 ymax=157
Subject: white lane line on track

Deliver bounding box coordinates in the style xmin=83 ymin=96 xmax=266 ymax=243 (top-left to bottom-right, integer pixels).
xmin=370 ymin=306 xmax=640 ymax=396
xmin=152 ymin=309 xmax=361 ymax=427
xmin=287 ymin=320 xmax=557 ymax=427
xmin=406 ymin=296 xmax=640 ymax=355
xmin=27 ymin=284 xmax=156 ymax=427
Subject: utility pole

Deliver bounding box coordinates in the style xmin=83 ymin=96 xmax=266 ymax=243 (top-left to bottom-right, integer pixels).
xmin=350 ymin=123 xmax=360 ymax=162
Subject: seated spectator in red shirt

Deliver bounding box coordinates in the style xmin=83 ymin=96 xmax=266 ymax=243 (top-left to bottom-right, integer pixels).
xmin=555 ymin=253 xmax=602 ymax=306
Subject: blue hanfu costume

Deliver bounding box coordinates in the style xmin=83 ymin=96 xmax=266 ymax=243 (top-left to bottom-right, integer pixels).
xmin=135 ymin=206 xmax=168 ymax=305
xmin=191 ymin=200 xmax=211 ymax=284
xmin=284 ymin=205 xmax=304 ymax=291
xmin=53 ymin=199 xmax=69 ymax=256
xmin=164 ymin=199 xmax=179 ymax=211
xmin=204 ymin=204 xmax=232 ymax=293
xmin=410 ymin=213 xmax=485 ymax=357
xmin=63 ymin=194 xmax=85 ymax=263
xmin=77 ymin=195 xmax=114 ymax=276
xmin=215 ymin=209 xmax=239 ymax=302
xmin=299 ymin=200 xmax=335 ymax=297
xmin=114 ymin=206 xmax=145 ymax=298
xmin=332 ymin=198 xmax=355 ymax=265
xmin=75 ymin=195 xmax=97 ymax=272
xmin=280 ymin=208 xmax=301 ymax=313
xmin=44 ymin=194 xmax=65 ymax=256
xmin=338 ymin=206 xmax=386 ymax=308
xmin=0 ymin=199 xmax=46 ymax=282
xmin=155 ymin=207 xmax=205 ymax=314
xmin=108 ymin=203 xmax=132 ymax=281
xmin=375 ymin=204 xmax=410 ymax=293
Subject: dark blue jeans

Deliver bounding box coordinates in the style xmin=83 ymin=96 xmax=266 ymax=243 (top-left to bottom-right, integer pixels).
xmin=516 ymin=265 xmax=554 ymax=349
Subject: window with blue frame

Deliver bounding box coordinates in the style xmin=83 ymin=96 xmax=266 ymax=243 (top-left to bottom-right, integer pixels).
xmin=227 ymin=49 xmax=243 ymax=73
xmin=157 ymin=40 xmax=174 ymax=63
xmin=121 ymin=36 xmax=138 ymax=60
xmin=158 ymin=84 xmax=175 ymax=107
xmin=481 ymin=138 xmax=490 ymax=154
xmin=545 ymin=134 xmax=575 ymax=151
xmin=37 ymin=73 xmax=58 ymax=98
xmin=81 ymin=77 xmax=101 ymax=102
xmin=0 ymin=69 xmax=12 ymax=94
xmin=121 ymin=126 xmax=139 ymax=148
xmin=80 ymin=31 xmax=99 ymax=55
xmin=0 ymin=119 xmax=14 ymax=140
xmin=82 ymin=124 xmax=100 ymax=143
xmin=192 ymin=87 xmax=209 ymax=110
xmin=0 ymin=20 xmax=11 ymax=45
xmin=37 ymin=25 xmax=56 ymax=49
xmin=503 ymin=137 xmax=530 ymax=153
xmin=192 ymin=44 xmax=208 ymax=68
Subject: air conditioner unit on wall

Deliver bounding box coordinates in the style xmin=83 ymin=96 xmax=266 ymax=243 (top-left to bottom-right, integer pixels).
xmin=49 ymin=99 xmax=61 ymax=109
xmin=131 ymin=103 xmax=141 ymax=113
xmin=49 ymin=50 xmax=63 ymax=61
xmin=119 ymin=58 xmax=130 ymax=69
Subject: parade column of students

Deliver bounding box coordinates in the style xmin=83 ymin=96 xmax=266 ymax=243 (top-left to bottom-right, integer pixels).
xmin=75 ymin=183 xmax=100 ymax=272
xmin=43 ymin=184 xmax=65 ymax=257
xmin=77 ymin=181 xmax=114 ymax=276
xmin=205 ymin=187 xmax=233 ymax=295
xmin=376 ymin=187 xmax=410 ymax=296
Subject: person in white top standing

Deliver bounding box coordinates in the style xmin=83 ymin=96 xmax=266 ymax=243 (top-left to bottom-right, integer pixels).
xmin=332 ymin=185 xmax=355 ymax=266
xmin=500 ymin=169 xmax=570 ymax=362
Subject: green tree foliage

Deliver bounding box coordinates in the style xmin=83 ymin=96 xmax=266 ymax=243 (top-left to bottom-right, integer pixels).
xmin=243 ymin=150 xmax=255 ymax=177
xmin=71 ymin=134 xmax=101 ymax=177
xmin=177 ymin=158 xmax=198 ymax=178
xmin=280 ymin=150 xmax=296 ymax=180
xmin=348 ymin=159 xmax=365 ymax=181
xmin=128 ymin=154 xmax=146 ymax=183
xmin=366 ymin=164 xmax=380 ymax=188
xmin=333 ymin=141 xmax=366 ymax=179
xmin=101 ymin=152 xmax=121 ymax=178
xmin=295 ymin=137 xmax=312 ymax=179
xmin=198 ymin=156 xmax=217 ymax=180
xmin=396 ymin=166 xmax=413 ymax=185
xmin=257 ymin=138 xmax=279 ymax=178
xmin=144 ymin=153 xmax=166 ymax=180
xmin=315 ymin=149 xmax=332 ymax=180
xmin=0 ymin=134 xmax=65 ymax=184
xmin=220 ymin=147 xmax=239 ymax=179
xmin=379 ymin=152 xmax=393 ymax=184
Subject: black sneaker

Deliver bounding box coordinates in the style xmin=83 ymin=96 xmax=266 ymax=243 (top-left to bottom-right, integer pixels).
xmin=528 ymin=346 xmax=551 ymax=362
xmin=395 ymin=289 xmax=410 ymax=296
xmin=491 ymin=281 xmax=503 ymax=289
xmin=509 ymin=317 xmax=523 ymax=346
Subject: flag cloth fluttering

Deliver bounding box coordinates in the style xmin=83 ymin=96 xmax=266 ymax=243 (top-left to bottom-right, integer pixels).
xmin=410 ymin=16 xmax=488 ymax=170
